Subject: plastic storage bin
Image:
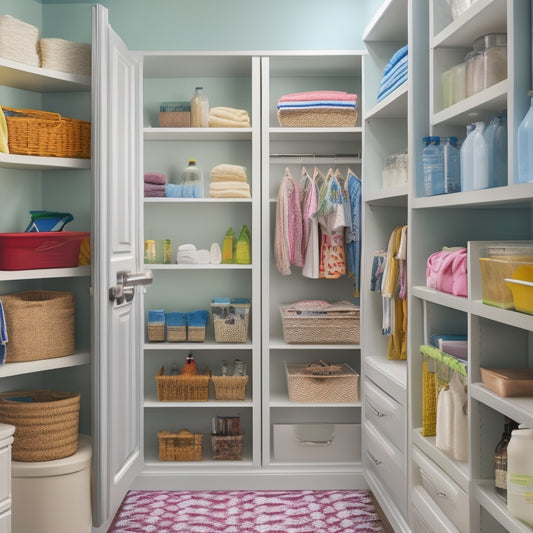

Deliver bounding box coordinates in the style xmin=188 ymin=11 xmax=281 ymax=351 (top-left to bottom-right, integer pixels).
xmin=11 ymin=435 xmax=91 ymax=533
xmin=0 ymin=231 xmax=89 ymax=270
xmin=505 ymin=277 xmax=533 ymax=314
xmin=480 ymin=368 xmax=533 ymax=397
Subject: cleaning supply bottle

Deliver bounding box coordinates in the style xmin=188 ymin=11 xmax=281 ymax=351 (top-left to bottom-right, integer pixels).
xmin=423 ymin=136 xmax=444 ymax=196
xmin=494 ymin=419 xmax=518 ymax=499
xmin=507 ymin=426 xmax=533 ymax=526
xmin=484 ymin=114 xmax=508 ymax=188
xmin=235 ymin=225 xmax=251 ymax=264
xmin=443 ymin=136 xmax=461 ymax=193
xmin=461 ymin=122 xmax=489 ymax=191
xmin=190 ymin=87 xmax=209 ymax=127
xmin=517 ymin=90 xmax=533 ymax=183
xmin=221 ymin=227 xmax=235 ymax=263
xmin=181 ymin=159 xmax=203 ymax=198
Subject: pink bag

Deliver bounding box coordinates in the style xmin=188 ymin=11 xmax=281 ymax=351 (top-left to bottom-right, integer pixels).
xmin=426 ymin=248 xmax=467 ymax=297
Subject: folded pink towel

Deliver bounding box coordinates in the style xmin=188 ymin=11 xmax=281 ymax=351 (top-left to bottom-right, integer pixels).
xmin=144 ymin=183 xmax=166 ymax=197
xmin=279 ymin=91 xmax=358 ymax=103
xmin=144 ymin=172 xmax=167 ymax=185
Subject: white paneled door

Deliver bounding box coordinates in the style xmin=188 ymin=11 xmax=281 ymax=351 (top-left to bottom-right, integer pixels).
xmin=91 ymin=5 xmax=145 ymax=529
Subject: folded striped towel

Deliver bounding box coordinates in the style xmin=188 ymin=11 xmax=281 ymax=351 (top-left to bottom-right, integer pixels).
xmin=279 ymin=91 xmax=358 ymax=103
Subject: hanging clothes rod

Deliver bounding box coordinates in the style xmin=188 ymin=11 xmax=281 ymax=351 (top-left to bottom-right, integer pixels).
xmin=269 ymin=153 xmax=361 ymax=164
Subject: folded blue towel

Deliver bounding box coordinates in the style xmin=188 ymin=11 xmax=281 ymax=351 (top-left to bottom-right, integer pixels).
xmin=277 ymin=101 xmax=357 ymax=110
xmin=383 ymin=44 xmax=408 ymax=76
xmin=213 ymin=297 xmax=231 ymax=304
xmin=148 ymin=309 xmax=165 ymax=324
xmin=0 ymin=299 xmax=7 ymax=365
xmin=165 ymin=184 xmax=183 ymax=198
xmin=379 ymin=56 xmax=408 ymax=94
xmin=377 ymin=72 xmax=408 ymax=102
xmin=187 ymin=310 xmax=209 ymax=327
xmin=165 ymin=312 xmax=186 ymax=327
xmin=232 ymin=298 xmax=250 ymax=304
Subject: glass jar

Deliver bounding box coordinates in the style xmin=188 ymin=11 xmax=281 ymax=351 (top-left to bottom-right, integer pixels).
xmin=481 ymin=34 xmax=507 ymax=89
xmin=190 ymin=86 xmax=209 ymax=127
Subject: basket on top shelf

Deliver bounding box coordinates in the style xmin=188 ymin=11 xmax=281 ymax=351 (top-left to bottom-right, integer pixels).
xmin=155 ymin=365 xmax=211 ymax=401
xmin=211 ymin=375 xmax=249 ymax=401
xmin=157 ymin=429 xmax=203 ymax=461
xmin=1 ymin=106 xmax=91 ymax=159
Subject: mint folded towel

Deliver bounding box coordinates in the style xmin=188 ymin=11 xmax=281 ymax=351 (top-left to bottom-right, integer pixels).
xmin=165 ymin=312 xmax=186 ymax=327
xmin=148 ymin=309 xmax=165 ymax=324
xmin=187 ymin=310 xmax=209 ymax=327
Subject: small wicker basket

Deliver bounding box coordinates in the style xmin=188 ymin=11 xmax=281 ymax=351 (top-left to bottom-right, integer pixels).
xmin=277 ymin=108 xmax=358 ymax=128
xmin=211 ymin=375 xmax=249 ymax=401
xmin=0 ymin=15 xmax=40 ymax=67
xmin=0 ymin=390 xmax=80 ymax=462
xmin=39 ymin=38 xmax=91 ymax=77
xmin=158 ymin=429 xmax=203 ymax=461
xmin=187 ymin=325 xmax=206 ymax=342
xmin=211 ymin=302 xmax=250 ymax=343
xmin=2 ymin=106 xmax=91 ymax=159
xmin=166 ymin=325 xmax=186 ymax=342
xmin=155 ymin=365 xmax=211 ymax=401
xmin=211 ymin=433 xmax=243 ymax=460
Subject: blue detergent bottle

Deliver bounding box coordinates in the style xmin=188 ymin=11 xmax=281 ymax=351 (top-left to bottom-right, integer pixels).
xmin=443 ymin=136 xmax=461 ymax=193
xmin=517 ymin=91 xmax=533 ymax=183
xmin=423 ymin=136 xmax=444 ymax=195
xmin=484 ymin=114 xmax=508 ymax=188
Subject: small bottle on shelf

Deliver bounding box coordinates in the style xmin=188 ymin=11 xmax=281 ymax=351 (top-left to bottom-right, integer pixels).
xmin=494 ymin=418 xmax=517 ymax=500
xmin=181 ymin=159 xmax=204 ymax=198
xmin=190 ymin=86 xmax=209 ymax=127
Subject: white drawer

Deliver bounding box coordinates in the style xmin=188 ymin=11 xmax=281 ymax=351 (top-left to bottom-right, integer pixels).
xmin=0 ymin=444 xmax=11 ymax=504
xmin=364 ymin=421 xmax=406 ymax=516
xmin=364 ymin=378 xmax=405 ymax=453
xmin=412 ymin=486 xmax=461 ymax=533
xmin=273 ymin=424 xmax=361 ymax=463
xmin=413 ymin=447 xmax=469 ymax=533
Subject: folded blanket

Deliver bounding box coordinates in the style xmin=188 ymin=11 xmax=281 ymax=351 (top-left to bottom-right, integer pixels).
xmin=279 ymin=91 xmax=358 ymax=103
xmin=210 ymin=164 xmax=247 ymax=181
xmin=383 ymin=44 xmax=408 ymax=76
xmin=148 ymin=309 xmax=165 ymax=324
xmin=144 ymin=172 xmax=166 ymax=185
xmin=209 ymin=181 xmax=250 ymax=191
xmin=209 ymin=189 xmax=251 ymax=198
xmin=210 ymin=106 xmax=249 ymax=120
xmin=209 ymin=116 xmax=251 ymax=128
xmin=165 ymin=312 xmax=186 ymax=327
xmin=187 ymin=310 xmax=209 ymax=327
xmin=165 ymin=183 xmax=201 ymax=198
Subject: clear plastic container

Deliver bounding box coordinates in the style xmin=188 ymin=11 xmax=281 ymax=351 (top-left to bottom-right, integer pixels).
xmin=517 ymin=90 xmax=533 ymax=183
xmin=452 ymin=62 xmax=466 ymax=103
xmin=465 ymin=50 xmax=484 ymax=97
xmin=484 ymin=114 xmax=507 ymax=188
xmin=476 ymin=33 xmax=508 ymax=89
xmin=441 ymin=68 xmax=454 ymax=109
xmin=181 ymin=159 xmax=204 ymax=198
xmin=423 ymin=137 xmax=444 ymax=196
xmin=443 ymin=137 xmax=461 ymax=193
xmin=190 ymin=86 xmax=209 ymax=127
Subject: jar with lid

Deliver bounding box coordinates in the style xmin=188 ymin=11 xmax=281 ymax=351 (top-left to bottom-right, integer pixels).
xmin=181 ymin=159 xmax=204 ymax=198
xmin=465 ymin=50 xmax=484 ymax=97
xmin=474 ymin=33 xmax=507 ymax=89
xmin=190 ymin=86 xmax=209 ymax=127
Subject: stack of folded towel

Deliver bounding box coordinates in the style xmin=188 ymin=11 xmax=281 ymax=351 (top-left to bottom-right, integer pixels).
xmin=209 ymin=107 xmax=251 ymax=128
xmin=144 ymin=172 xmax=166 ymax=197
xmin=176 ymin=243 xmax=222 ymax=265
xmin=377 ymin=45 xmax=408 ymax=102
xmin=209 ymin=164 xmax=251 ymax=198
xmin=277 ymin=91 xmax=358 ymax=127
xmin=165 ymin=183 xmax=201 ymax=198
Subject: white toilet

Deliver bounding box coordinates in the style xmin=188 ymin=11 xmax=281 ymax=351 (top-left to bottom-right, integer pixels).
xmin=11 ymin=434 xmax=92 ymax=533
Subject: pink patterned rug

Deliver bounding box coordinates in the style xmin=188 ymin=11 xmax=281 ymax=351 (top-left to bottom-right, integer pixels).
xmin=108 ymin=489 xmax=385 ymax=533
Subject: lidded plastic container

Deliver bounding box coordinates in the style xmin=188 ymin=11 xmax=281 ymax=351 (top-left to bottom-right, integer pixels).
xmin=465 ymin=50 xmax=484 ymax=97
xmin=181 ymin=159 xmax=204 ymax=198
xmin=190 ymin=86 xmax=209 ymax=127
xmin=474 ymin=33 xmax=507 ymax=89
xmin=507 ymin=427 xmax=533 ymax=527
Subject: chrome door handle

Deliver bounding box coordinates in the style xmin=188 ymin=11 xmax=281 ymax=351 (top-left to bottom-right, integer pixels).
xmin=109 ymin=270 xmax=153 ymax=305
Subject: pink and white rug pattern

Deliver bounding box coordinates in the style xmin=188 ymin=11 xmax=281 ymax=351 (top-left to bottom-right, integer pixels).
xmin=109 ymin=489 xmax=385 ymax=533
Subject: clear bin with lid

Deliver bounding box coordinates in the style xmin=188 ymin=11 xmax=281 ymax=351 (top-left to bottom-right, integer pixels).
xmin=474 ymin=33 xmax=507 ymax=89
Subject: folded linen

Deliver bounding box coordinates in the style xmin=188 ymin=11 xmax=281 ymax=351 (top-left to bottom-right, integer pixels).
xmin=377 ymin=73 xmax=408 ymax=102
xmin=209 ymin=181 xmax=250 ymax=191
xmin=210 ymin=164 xmax=247 ymax=182
xmin=209 ymin=116 xmax=251 ymax=128
xmin=187 ymin=310 xmax=209 ymax=327
xmin=383 ymin=44 xmax=408 ymax=76
xmin=197 ymin=249 xmax=210 ymax=264
xmin=209 ymin=189 xmax=251 ymax=198
xmin=148 ymin=309 xmax=165 ymax=324
xmin=277 ymin=101 xmax=357 ymax=110
xmin=144 ymin=172 xmax=166 ymax=185
xmin=177 ymin=244 xmax=198 ymax=264
xmin=165 ymin=183 xmax=201 ymax=198
xmin=144 ymin=183 xmax=166 ymax=197
xmin=379 ymin=56 xmax=408 ymax=92
xmin=210 ymin=106 xmax=249 ymax=120
xmin=165 ymin=312 xmax=186 ymax=327
xmin=279 ymin=91 xmax=358 ymax=103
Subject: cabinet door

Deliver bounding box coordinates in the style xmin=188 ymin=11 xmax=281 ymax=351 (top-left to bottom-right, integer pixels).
xmin=92 ymin=5 xmax=144 ymax=528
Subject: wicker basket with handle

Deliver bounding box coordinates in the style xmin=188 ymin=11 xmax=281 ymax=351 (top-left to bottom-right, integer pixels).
xmin=0 ymin=390 xmax=80 ymax=461
xmin=158 ymin=429 xmax=203 ymax=461
xmin=155 ymin=365 xmax=211 ymax=401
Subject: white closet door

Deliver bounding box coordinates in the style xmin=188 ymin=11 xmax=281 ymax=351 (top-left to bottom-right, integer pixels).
xmin=91 ymin=4 xmax=144 ymax=528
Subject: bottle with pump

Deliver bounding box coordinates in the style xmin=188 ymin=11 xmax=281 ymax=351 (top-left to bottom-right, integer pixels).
xmin=190 ymin=87 xmax=209 ymax=128
xmin=181 ymin=159 xmax=204 ymax=198
xmin=517 ymin=90 xmax=533 ymax=183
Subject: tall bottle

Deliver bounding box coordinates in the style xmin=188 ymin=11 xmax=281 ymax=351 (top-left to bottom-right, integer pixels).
xmin=443 ymin=136 xmax=461 ymax=193
xmin=461 ymin=121 xmax=489 ymax=191
xmin=181 ymin=159 xmax=204 ymax=198
xmin=507 ymin=427 xmax=533 ymax=527
xmin=484 ymin=114 xmax=508 ymax=188
xmin=517 ymin=90 xmax=533 ymax=183
xmin=423 ymin=136 xmax=444 ymax=196
xmin=190 ymin=86 xmax=209 ymax=127
xmin=494 ymin=419 xmax=518 ymax=499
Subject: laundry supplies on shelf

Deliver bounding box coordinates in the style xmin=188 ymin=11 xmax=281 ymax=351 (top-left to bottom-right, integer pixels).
xmin=147 ymin=308 xmax=209 ymax=343
xmin=208 ymin=106 xmax=250 ymax=128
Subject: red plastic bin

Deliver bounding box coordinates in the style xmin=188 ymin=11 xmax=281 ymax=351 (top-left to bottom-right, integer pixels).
xmin=0 ymin=231 xmax=90 ymax=270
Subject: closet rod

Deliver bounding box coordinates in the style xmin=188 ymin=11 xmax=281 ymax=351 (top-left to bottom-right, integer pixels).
xmin=269 ymin=153 xmax=361 ymax=164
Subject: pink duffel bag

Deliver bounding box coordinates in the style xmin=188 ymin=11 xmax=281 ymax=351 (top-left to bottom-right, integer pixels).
xmin=426 ymin=247 xmax=467 ymax=297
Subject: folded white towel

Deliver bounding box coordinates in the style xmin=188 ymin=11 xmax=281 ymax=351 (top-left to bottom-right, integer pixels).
xmin=209 ymin=188 xmax=251 ymax=198
xmin=209 ymin=116 xmax=251 ymax=128
xmin=210 ymin=242 xmax=222 ymax=264
xmin=177 ymin=244 xmax=198 ymax=264
xmin=210 ymin=106 xmax=249 ymax=120
xmin=209 ymin=181 xmax=250 ymax=191
xmin=210 ymin=164 xmax=247 ymax=181
xmin=197 ymin=249 xmax=210 ymax=264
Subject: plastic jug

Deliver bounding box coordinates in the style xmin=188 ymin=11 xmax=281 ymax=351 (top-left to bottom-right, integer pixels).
xmin=460 ymin=122 xmax=489 ymax=191
xmin=181 ymin=159 xmax=203 ymax=198
xmin=190 ymin=87 xmax=209 ymax=127
xmin=443 ymin=136 xmax=461 ymax=193
xmin=423 ymin=136 xmax=444 ymax=196
xmin=484 ymin=114 xmax=507 ymax=188
xmin=517 ymin=90 xmax=533 ymax=183
xmin=507 ymin=427 xmax=533 ymax=526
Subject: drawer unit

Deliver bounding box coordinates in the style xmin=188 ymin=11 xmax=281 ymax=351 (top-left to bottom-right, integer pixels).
xmin=0 ymin=507 xmax=11 ymax=533
xmin=364 ymin=421 xmax=406 ymax=516
xmin=0 ymin=425 xmax=14 ymax=508
xmin=364 ymin=378 xmax=405 ymax=453
xmin=413 ymin=446 xmax=469 ymax=533
xmin=412 ymin=486 xmax=462 ymax=533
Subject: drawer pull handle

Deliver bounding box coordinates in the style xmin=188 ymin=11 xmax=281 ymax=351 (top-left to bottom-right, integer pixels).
xmin=434 ymin=490 xmax=448 ymax=498
xmin=299 ymin=439 xmax=333 ymax=447
xmin=365 ymin=400 xmax=386 ymax=418
xmin=419 ymin=468 xmax=448 ymax=499
xmin=368 ymin=452 xmax=383 ymax=466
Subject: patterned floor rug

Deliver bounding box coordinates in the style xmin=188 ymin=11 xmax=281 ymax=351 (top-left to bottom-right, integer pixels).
xmin=108 ymin=489 xmax=387 ymax=533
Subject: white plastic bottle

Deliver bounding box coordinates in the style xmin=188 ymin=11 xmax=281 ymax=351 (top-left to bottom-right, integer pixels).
xmin=461 ymin=121 xmax=489 ymax=191
xmin=190 ymin=87 xmax=209 ymax=127
xmin=517 ymin=90 xmax=533 ymax=183
xmin=507 ymin=427 xmax=533 ymax=527
xmin=460 ymin=124 xmax=475 ymax=192
xmin=484 ymin=114 xmax=507 ymax=188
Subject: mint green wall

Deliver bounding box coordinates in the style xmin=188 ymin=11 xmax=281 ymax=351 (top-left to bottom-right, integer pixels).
xmin=39 ymin=0 xmax=384 ymax=51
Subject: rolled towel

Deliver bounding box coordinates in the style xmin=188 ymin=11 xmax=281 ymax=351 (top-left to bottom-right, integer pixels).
xmin=210 ymin=164 xmax=247 ymax=182
xmin=165 ymin=312 xmax=186 ymax=327
xmin=208 ymin=116 xmax=251 ymax=128
xmin=197 ymin=249 xmax=211 ymax=264
xmin=210 ymin=242 xmax=222 ymax=264
xmin=187 ymin=310 xmax=209 ymax=327
xmin=278 ymin=91 xmax=358 ymax=103
xmin=165 ymin=184 xmax=184 ymax=197
xmin=144 ymin=172 xmax=167 ymax=185
xmin=148 ymin=309 xmax=165 ymax=324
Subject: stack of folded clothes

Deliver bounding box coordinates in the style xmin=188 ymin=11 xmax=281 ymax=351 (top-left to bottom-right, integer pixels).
xmin=209 ymin=163 xmax=250 ymax=198
xmin=277 ymin=90 xmax=358 ymax=127
xmin=176 ymin=243 xmax=222 ymax=265
xmin=144 ymin=172 xmax=166 ymax=197
xmin=208 ymin=107 xmax=251 ymax=128
xmin=377 ymin=45 xmax=408 ymax=102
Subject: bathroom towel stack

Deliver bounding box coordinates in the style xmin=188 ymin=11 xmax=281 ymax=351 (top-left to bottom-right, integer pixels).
xmin=144 ymin=172 xmax=166 ymax=197
xmin=209 ymin=107 xmax=251 ymax=128
xmin=277 ymin=91 xmax=358 ymax=127
xmin=209 ymin=164 xmax=251 ymax=198
xmin=377 ymin=45 xmax=408 ymax=102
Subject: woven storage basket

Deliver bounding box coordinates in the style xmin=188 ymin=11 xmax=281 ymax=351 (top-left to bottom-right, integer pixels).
xmin=2 ymin=106 xmax=91 ymax=158
xmin=0 ymin=390 xmax=80 ymax=461
xmin=155 ymin=365 xmax=211 ymax=401
xmin=211 ymin=302 xmax=250 ymax=343
xmin=0 ymin=290 xmax=75 ymax=363
xmin=211 ymin=375 xmax=248 ymax=401
xmin=277 ymin=108 xmax=358 ymax=128
xmin=187 ymin=326 xmax=206 ymax=342
xmin=147 ymin=323 xmax=165 ymax=342
xmin=158 ymin=429 xmax=203 ymax=461
xmin=0 ymin=15 xmax=40 ymax=67
xmin=166 ymin=325 xmax=186 ymax=342
xmin=211 ymin=433 xmax=243 ymax=460
xmin=285 ymin=362 xmax=359 ymax=403
xmin=421 ymin=359 xmax=437 ymax=436
xmin=39 ymin=38 xmax=91 ymax=77
xmin=280 ymin=301 xmax=360 ymax=344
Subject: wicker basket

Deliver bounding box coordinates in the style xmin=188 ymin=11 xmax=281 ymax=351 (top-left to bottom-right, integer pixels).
xmin=159 ymin=102 xmax=191 ymax=128
xmin=166 ymin=325 xmax=186 ymax=342
xmin=0 ymin=290 xmax=75 ymax=363
xmin=187 ymin=326 xmax=206 ymax=342
xmin=277 ymin=108 xmax=358 ymax=128
xmin=155 ymin=365 xmax=211 ymax=401
xmin=280 ymin=301 xmax=360 ymax=344
xmin=0 ymin=390 xmax=80 ymax=461
xmin=39 ymin=38 xmax=91 ymax=77
xmin=2 ymin=106 xmax=91 ymax=158
xmin=421 ymin=359 xmax=437 ymax=437
xmin=285 ymin=362 xmax=359 ymax=403
xmin=158 ymin=429 xmax=203 ymax=461
xmin=211 ymin=302 xmax=250 ymax=343
xmin=147 ymin=323 xmax=165 ymax=342
xmin=0 ymin=15 xmax=40 ymax=67
xmin=211 ymin=375 xmax=248 ymax=401
xmin=211 ymin=433 xmax=243 ymax=460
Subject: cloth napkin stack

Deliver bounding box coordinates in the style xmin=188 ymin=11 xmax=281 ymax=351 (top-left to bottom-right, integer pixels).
xmin=208 ymin=107 xmax=251 ymax=128
xmin=209 ymin=164 xmax=250 ymax=198
xmin=144 ymin=172 xmax=166 ymax=197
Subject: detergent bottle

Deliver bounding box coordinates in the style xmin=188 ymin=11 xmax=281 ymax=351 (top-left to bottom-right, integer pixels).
xmin=507 ymin=426 xmax=533 ymax=526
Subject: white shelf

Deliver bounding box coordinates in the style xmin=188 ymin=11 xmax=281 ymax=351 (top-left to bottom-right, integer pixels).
xmin=148 ymin=263 xmax=253 ymax=270
xmin=269 ymin=392 xmax=361 ymax=409
xmin=144 ymin=341 xmax=252 ymax=351
xmin=0 ymin=352 xmax=91 ymax=378
xmin=144 ymin=197 xmax=252 ymax=204
xmin=269 ymin=338 xmax=360 ymax=350
xmin=143 ymin=127 xmax=252 ymax=141
xmin=470 ymin=300 xmax=533 ymax=332
xmin=0 ymin=152 xmax=91 ymax=170
xmin=365 ymin=84 xmax=408 ymax=120
xmin=412 ymin=286 xmax=471 ymax=312
xmin=0 ymin=266 xmax=90 ymax=281
xmin=268 ymin=127 xmax=362 ymax=142
xmin=364 ymin=185 xmax=408 ymax=206
xmin=363 ymin=0 xmax=409 ymax=42
xmin=144 ymin=394 xmax=253 ymax=408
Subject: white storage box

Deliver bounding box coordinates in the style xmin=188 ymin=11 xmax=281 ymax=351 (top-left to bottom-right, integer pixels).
xmin=39 ymin=38 xmax=91 ymax=76
xmin=273 ymin=423 xmax=361 ymax=463
xmin=0 ymin=15 xmax=40 ymax=67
